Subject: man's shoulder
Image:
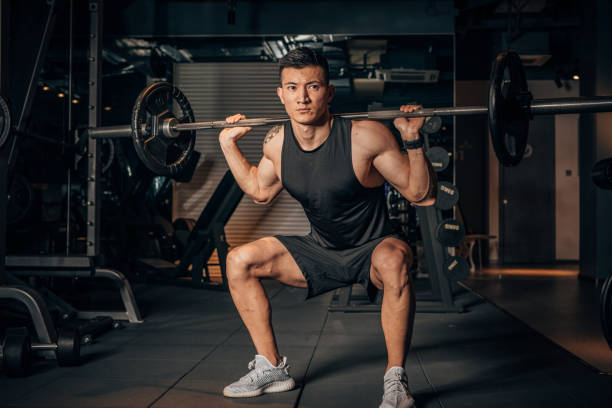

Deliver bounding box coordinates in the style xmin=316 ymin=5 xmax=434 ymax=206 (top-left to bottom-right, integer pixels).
xmin=263 ymin=124 xmax=285 ymax=159
xmin=350 ymin=119 xmax=396 ymax=154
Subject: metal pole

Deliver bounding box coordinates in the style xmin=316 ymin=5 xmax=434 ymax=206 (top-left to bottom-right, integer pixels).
xmin=87 ymin=0 xmax=102 ymax=257
xmin=65 ymin=0 xmax=73 ymax=254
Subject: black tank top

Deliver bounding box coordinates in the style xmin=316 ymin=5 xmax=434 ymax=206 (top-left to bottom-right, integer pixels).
xmin=281 ymin=117 xmax=392 ymax=249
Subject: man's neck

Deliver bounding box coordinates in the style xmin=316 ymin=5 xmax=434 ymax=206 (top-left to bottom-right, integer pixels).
xmin=291 ymin=113 xmax=333 ymax=151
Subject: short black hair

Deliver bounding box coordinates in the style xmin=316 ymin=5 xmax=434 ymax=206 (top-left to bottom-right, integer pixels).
xmin=278 ymin=47 xmax=330 ymax=85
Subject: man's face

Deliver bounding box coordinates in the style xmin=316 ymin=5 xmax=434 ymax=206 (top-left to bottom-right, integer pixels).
xmin=277 ymin=65 xmax=335 ymax=125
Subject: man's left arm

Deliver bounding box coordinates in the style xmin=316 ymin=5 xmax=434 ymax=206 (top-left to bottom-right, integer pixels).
xmin=366 ymin=106 xmax=437 ymax=206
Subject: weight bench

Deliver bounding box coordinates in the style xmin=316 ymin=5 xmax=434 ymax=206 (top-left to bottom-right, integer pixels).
xmin=5 ymin=255 xmax=143 ymax=323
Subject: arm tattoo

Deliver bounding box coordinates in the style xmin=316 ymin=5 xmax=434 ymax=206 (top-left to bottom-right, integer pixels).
xmin=264 ymin=125 xmax=281 ymax=144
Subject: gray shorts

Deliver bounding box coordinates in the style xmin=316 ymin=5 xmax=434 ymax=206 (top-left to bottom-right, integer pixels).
xmin=274 ymin=234 xmax=399 ymax=301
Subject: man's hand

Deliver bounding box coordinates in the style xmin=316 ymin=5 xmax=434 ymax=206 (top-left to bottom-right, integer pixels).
xmin=219 ymin=114 xmax=253 ymax=146
xmin=393 ymin=105 xmax=424 ymax=140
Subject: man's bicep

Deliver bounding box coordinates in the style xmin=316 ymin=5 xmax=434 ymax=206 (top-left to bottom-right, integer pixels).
xmin=372 ymin=148 xmax=411 ymax=191
xmin=255 ymin=155 xmax=283 ymax=203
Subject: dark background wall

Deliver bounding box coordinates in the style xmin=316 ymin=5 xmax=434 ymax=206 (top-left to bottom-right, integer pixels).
xmin=3 ymin=0 xmax=612 ymax=274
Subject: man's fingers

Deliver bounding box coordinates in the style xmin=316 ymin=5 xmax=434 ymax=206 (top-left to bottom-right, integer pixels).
xmin=225 ymin=113 xmax=246 ymax=124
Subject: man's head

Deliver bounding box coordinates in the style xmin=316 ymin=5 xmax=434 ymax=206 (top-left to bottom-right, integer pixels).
xmin=278 ymin=47 xmax=330 ymax=85
xmin=277 ymin=47 xmax=334 ymax=125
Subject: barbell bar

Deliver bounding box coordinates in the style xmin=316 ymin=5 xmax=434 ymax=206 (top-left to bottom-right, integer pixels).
xmin=86 ymin=50 xmax=612 ymax=176
xmin=89 ymin=97 xmax=612 ymax=138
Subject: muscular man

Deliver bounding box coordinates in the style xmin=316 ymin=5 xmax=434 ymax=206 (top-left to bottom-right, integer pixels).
xmin=218 ymin=47 xmax=436 ymax=408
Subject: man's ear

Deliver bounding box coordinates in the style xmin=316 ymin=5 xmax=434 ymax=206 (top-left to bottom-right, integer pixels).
xmin=277 ymin=86 xmax=285 ymax=105
xmin=327 ymin=84 xmax=335 ymax=103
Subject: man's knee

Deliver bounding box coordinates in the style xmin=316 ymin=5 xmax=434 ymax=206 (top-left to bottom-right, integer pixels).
xmin=372 ymin=244 xmax=413 ymax=291
xmin=226 ymin=245 xmax=257 ymax=284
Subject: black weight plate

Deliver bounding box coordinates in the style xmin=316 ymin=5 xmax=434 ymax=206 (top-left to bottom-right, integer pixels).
xmin=421 ymin=116 xmax=442 ymax=134
xmin=425 ymin=146 xmax=450 ymax=172
xmin=131 ymin=82 xmax=196 ymax=177
xmin=2 ymin=333 xmax=31 ymax=377
xmin=443 ymin=256 xmax=470 ymax=281
xmin=435 ymin=181 xmax=459 ymax=210
xmin=488 ymin=51 xmax=532 ymax=167
xmin=600 ymin=275 xmax=612 ymax=349
xmin=56 ymin=330 xmax=81 ymax=367
xmin=0 ymin=95 xmax=11 ymax=149
xmin=436 ymin=218 xmax=465 ymax=247
xmin=592 ymin=157 xmax=612 ymax=190
xmin=7 ymin=174 xmax=33 ymax=224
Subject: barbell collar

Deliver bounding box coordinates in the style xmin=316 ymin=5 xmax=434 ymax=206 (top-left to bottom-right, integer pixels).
xmin=530 ymin=97 xmax=612 ymax=115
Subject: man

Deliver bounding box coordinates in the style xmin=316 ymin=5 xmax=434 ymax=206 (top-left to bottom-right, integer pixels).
xmin=218 ymin=47 xmax=436 ymax=408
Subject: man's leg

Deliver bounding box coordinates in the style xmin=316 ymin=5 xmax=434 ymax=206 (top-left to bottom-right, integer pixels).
xmin=226 ymin=236 xmax=307 ymax=366
xmin=369 ymin=237 xmax=415 ymax=372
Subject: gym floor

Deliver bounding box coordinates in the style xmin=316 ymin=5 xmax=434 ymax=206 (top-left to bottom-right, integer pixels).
xmin=1 ymin=267 xmax=612 ymax=408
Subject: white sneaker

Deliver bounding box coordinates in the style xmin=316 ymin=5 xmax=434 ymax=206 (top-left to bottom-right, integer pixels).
xmin=223 ymin=355 xmax=296 ymax=398
xmin=379 ymin=366 xmax=416 ymax=408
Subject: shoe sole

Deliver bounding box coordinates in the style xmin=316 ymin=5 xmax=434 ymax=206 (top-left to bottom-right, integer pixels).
xmin=223 ymin=378 xmax=296 ymax=398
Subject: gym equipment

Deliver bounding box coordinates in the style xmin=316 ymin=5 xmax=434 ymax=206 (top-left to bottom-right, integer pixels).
xmin=601 ymin=275 xmax=612 ymax=350
xmin=443 ymin=256 xmax=470 ymax=281
xmin=1 ymin=327 xmax=80 ymax=377
xmin=0 ymin=94 xmax=11 ymax=149
xmin=137 ymin=171 xmax=243 ymax=289
xmin=7 ymin=174 xmax=32 ymax=224
xmin=435 ymin=181 xmax=459 ymax=211
xmin=436 ymin=218 xmax=466 ymax=247
xmin=2 ymin=328 xmax=31 ymax=377
xmin=87 ymin=50 xmax=612 ymax=176
xmin=592 ymin=157 xmax=612 ymax=190
xmin=425 ymin=146 xmax=450 ymax=172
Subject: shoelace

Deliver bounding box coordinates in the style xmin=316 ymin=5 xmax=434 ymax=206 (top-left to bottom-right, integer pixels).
xmin=240 ymin=359 xmax=290 ymax=383
xmin=384 ymin=374 xmax=410 ymax=396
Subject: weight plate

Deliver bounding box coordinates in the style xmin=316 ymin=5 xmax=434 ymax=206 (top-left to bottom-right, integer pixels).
xmin=56 ymin=330 xmax=81 ymax=367
xmin=436 ymin=218 xmax=465 ymax=247
xmin=0 ymin=95 xmax=12 ymax=149
xmin=488 ymin=50 xmax=532 ymax=167
xmin=592 ymin=157 xmax=612 ymax=190
xmin=2 ymin=333 xmax=31 ymax=377
xmin=421 ymin=116 xmax=442 ymax=134
xmin=425 ymin=146 xmax=450 ymax=172
xmin=443 ymin=256 xmax=470 ymax=281
xmin=600 ymin=275 xmax=612 ymax=349
xmin=131 ymin=82 xmax=196 ymax=177
xmin=7 ymin=174 xmax=33 ymax=224
xmin=101 ymin=139 xmax=115 ymax=174
xmin=435 ymin=181 xmax=459 ymax=210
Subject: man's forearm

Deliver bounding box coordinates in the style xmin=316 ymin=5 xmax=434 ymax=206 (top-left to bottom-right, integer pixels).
xmin=220 ymin=140 xmax=261 ymax=199
xmin=406 ymin=148 xmax=437 ymax=203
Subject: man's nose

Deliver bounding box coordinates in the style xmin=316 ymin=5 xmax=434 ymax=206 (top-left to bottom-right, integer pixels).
xmin=298 ymin=87 xmax=310 ymax=103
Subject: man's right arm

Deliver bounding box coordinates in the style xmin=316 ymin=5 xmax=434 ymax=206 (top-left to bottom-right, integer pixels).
xmin=219 ymin=117 xmax=283 ymax=205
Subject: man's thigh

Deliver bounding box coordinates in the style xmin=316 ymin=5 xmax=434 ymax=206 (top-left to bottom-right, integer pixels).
xmin=231 ymin=236 xmax=307 ymax=288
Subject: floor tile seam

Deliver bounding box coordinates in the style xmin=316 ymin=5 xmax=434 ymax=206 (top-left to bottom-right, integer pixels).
xmin=146 ymin=322 xmax=245 ymax=408
xmin=460 ymin=281 xmax=610 ymax=375
xmin=415 ymin=350 xmax=445 ymax=408
xmin=292 ymin=310 xmax=330 ymax=408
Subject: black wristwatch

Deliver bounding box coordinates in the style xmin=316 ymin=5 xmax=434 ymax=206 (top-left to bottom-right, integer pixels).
xmin=402 ymin=137 xmax=423 ymax=150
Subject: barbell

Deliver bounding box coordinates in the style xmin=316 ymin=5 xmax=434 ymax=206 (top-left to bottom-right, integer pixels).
xmin=86 ymin=50 xmax=612 ymax=177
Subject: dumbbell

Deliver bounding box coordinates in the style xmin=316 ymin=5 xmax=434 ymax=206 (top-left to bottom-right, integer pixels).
xmin=1 ymin=327 xmax=81 ymax=377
